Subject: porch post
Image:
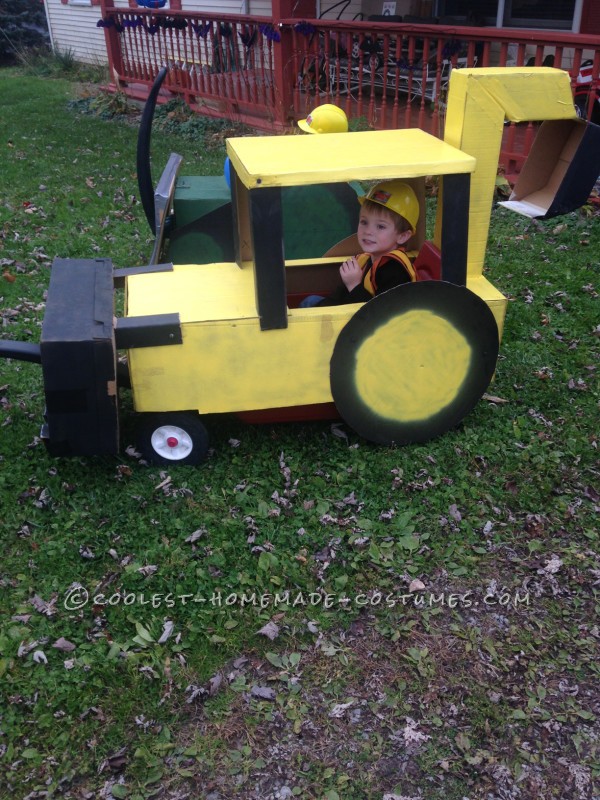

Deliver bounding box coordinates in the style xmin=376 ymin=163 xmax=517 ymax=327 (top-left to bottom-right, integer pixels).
xmin=100 ymin=0 xmax=125 ymax=86
xmin=271 ymin=0 xmax=316 ymax=129
xmin=573 ymin=0 xmax=584 ymax=32
xmin=496 ymin=0 xmax=505 ymax=28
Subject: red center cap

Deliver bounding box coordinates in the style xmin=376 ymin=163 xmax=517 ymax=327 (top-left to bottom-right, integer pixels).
xmin=166 ymin=436 xmax=179 ymax=448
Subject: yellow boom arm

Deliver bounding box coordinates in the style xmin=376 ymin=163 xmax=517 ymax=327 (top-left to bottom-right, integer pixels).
xmin=439 ymin=66 xmax=577 ymax=278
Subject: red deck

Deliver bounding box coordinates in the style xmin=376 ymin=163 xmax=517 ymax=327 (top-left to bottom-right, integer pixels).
xmin=99 ymin=2 xmax=600 ymax=176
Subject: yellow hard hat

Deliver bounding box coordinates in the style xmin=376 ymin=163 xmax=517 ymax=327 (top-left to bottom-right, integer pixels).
xmin=360 ymin=180 xmax=420 ymax=233
xmin=298 ymin=104 xmax=348 ymax=134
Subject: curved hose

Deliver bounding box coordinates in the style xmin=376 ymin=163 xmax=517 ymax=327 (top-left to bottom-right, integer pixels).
xmin=137 ymin=65 xmax=169 ymax=235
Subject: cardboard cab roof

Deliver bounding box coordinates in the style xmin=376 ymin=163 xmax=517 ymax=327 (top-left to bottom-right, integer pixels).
xmin=226 ymin=128 xmax=476 ymax=189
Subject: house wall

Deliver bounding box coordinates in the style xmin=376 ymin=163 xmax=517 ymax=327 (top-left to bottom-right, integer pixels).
xmin=318 ymin=0 xmax=363 ymax=19
xmin=44 ymin=0 xmax=594 ymax=66
xmin=581 ymin=0 xmax=600 ymax=34
xmin=44 ymin=0 xmax=114 ymax=64
xmin=182 ymin=0 xmax=271 ymax=13
xmin=43 ymin=0 xmax=275 ymax=65
xmin=359 ymin=0 xmax=419 ymax=18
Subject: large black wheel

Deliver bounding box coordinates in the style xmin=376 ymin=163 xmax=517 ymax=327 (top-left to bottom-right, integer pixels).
xmin=137 ymin=412 xmax=209 ymax=466
xmin=330 ymin=281 xmax=500 ymax=445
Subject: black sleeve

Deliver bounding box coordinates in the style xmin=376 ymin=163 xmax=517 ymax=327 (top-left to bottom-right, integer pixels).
xmin=373 ymin=257 xmax=412 ymax=294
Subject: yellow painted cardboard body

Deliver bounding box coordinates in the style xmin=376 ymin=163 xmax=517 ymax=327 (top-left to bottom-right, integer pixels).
xmin=126 ymin=264 xmax=506 ymax=414
xmin=127 ymin=263 xmax=347 ymax=413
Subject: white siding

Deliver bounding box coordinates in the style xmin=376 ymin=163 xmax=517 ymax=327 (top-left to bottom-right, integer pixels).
xmin=172 ymin=1 xmax=270 ymax=12
xmin=42 ymin=0 xmax=363 ymax=67
xmin=44 ymin=0 xmax=107 ymax=64
xmin=319 ymin=0 xmax=363 ymax=20
xmin=249 ymin=1 xmax=272 ymax=16
xmin=43 ymin=0 xmax=274 ymax=65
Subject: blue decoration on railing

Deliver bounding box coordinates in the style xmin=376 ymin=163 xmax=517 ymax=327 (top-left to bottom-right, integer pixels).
xmin=136 ymin=0 xmax=167 ymax=8
xmin=192 ymin=22 xmax=211 ymax=38
xmin=192 ymin=22 xmax=210 ymax=39
xmin=259 ymin=23 xmax=280 ymax=43
xmin=239 ymin=27 xmax=257 ymax=48
xmin=123 ymin=17 xmax=145 ymax=29
xmin=144 ymin=16 xmax=188 ymax=30
xmin=220 ymin=24 xmax=232 ymax=38
xmin=96 ymin=17 xmax=124 ymax=33
xmin=294 ymin=21 xmax=316 ymax=37
xmin=160 ymin=17 xmax=186 ymax=30
xmin=103 ymin=13 xmax=191 ymax=34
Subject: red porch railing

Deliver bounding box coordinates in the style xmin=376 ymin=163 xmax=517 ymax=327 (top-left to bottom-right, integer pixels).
xmin=289 ymin=19 xmax=600 ymax=173
xmin=98 ymin=1 xmax=600 ymax=174
xmin=99 ymin=4 xmax=281 ymax=127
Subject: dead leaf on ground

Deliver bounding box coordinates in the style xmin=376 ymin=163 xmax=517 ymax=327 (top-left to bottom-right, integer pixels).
xmin=329 ymin=700 xmax=355 ymax=718
xmin=30 ymin=594 xmax=57 ymax=617
xmin=483 ymin=393 xmax=509 ymax=404
xmin=32 ymin=650 xmax=48 ymax=664
xmin=208 ymin=673 xmax=223 ymax=696
xmin=185 ymin=528 xmax=205 ymax=543
xmin=53 ymin=637 xmax=76 ymax=652
xmin=157 ymin=620 xmax=174 ymax=644
xmin=257 ymin=621 xmax=280 ymax=641
xmin=137 ymin=564 xmax=158 ymax=577
xmin=250 ymin=685 xmax=276 ymax=700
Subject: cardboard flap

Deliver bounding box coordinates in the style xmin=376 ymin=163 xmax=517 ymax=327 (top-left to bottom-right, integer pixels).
xmin=499 ymin=119 xmax=600 ymax=219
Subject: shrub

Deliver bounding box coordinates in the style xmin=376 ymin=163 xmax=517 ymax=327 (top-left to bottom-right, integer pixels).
xmin=0 ymin=0 xmax=50 ymax=63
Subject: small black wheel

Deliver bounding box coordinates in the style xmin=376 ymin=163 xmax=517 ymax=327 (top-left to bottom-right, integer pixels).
xmin=137 ymin=412 xmax=209 ymax=466
xmin=574 ymin=92 xmax=590 ymax=120
xmin=330 ymin=281 xmax=500 ymax=446
xmin=574 ymin=92 xmax=600 ymax=124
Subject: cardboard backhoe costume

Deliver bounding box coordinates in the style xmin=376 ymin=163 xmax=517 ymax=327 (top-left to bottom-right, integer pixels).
xmin=1 ymin=68 xmax=600 ymax=464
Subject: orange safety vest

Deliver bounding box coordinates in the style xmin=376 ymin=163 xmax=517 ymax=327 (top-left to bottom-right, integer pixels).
xmin=358 ymin=249 xmax=417 ymax=296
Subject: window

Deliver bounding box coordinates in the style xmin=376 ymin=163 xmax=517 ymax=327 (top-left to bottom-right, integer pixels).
xmin=437 ymin=0 xmax=577 ymax=28
xmin=505 ymin=0 xmax=576 ymax=29
xmin=437 ymin=0 xmax=499 ymax=24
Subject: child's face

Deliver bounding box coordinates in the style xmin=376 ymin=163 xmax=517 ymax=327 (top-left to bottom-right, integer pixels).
xmin=357 ymin=206 xmax=411 ymax=259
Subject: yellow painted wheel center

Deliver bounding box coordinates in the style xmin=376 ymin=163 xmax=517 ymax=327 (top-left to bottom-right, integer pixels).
xmin=354 ymin=309 xmax=472 ymax=422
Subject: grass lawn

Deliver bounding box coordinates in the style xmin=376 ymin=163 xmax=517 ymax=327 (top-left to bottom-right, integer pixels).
xmin=0 ymin=69 xmax=599 ymax=800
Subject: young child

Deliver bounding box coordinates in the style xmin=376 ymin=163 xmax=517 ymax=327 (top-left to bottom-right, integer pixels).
xmin=301 ymin=180 xmax=419 ymax=307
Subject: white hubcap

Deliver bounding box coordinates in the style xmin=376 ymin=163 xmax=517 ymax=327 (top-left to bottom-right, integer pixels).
xmin=151 ymin=424 xmax=194 ymax=461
